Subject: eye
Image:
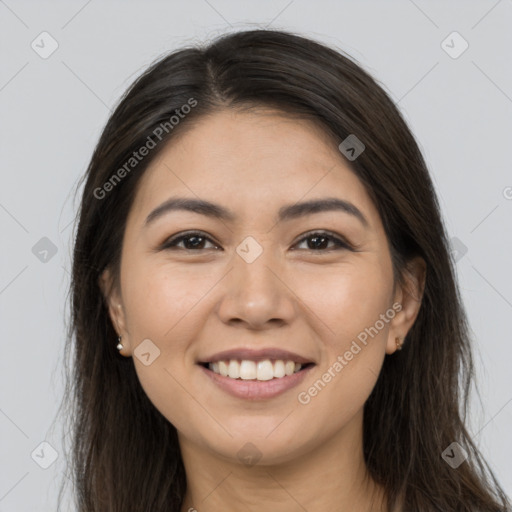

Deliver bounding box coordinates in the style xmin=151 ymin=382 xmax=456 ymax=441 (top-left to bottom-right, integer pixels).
xmin=160 ymin=231 xmax=220 ymax=251
xmin=292 ymin=230 xmax=353 ymax=252
xmin=160 ymin=230 xmax=353 ymax=253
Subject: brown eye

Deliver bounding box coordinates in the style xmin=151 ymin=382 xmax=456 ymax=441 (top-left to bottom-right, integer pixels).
xmin=160 ymin=230 xmax=353 ymax=253
xmin=293 ymin=231 xmax=352 ymax=251
xmin=161 ymin=231 xmax=220 ymax=251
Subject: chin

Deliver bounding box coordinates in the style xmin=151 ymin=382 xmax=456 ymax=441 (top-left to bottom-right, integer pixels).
xmin=194 ymin=419 xmax=314 ymax=466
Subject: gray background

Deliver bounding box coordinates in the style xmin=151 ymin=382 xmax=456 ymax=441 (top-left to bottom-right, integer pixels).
xmin=1 ymin=0 xmax=511 ymax=510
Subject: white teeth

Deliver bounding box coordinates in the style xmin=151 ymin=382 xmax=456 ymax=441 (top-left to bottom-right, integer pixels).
xmin=239 ymin=360 xmax=256 ymax=380
xmin=228 ymin=360 xmax=240 ymax=379
xmin=256 ymin=360 xmax=274 ymax=381
xmin=218 ymin=360 xmax=229 ymax=377
xmin=207 ymin=359 xmax=304 ymax=381
xmin=273 ymin=360 xmax=285 ymax=378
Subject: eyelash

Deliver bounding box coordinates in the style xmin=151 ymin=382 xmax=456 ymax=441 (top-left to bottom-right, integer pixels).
xmin=160 ymin=230 xmax=354 ymax=253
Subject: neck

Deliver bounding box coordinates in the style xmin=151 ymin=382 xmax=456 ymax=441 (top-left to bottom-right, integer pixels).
xmin=178 ymin=409 xmax=388 ymax=512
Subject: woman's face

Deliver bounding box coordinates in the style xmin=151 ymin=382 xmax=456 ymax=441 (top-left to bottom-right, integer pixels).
xmin=102 ymin=108 xmax=422 ymax=465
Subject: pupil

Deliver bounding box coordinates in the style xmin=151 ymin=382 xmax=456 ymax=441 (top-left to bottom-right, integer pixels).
xmin=309 ymin=235 xmax=327 ymax=250
xmin=183 ymin=235 xmax=329 ymax=250
xmin=186 ymin=236 xmax=203 ymax=249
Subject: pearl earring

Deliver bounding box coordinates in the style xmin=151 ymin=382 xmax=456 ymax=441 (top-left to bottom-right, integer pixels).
xmin=116 ymin=336 xmax=123 ymax=351
xmin=396 ymin=336 xmax=404 ymax=351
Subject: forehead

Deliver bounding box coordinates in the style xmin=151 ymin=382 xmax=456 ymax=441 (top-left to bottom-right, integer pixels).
xmin=128 ymin=108 xmax=379 ymax=229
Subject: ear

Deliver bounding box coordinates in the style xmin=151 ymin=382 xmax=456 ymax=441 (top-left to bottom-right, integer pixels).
xmin=386 ymin=256 xmax=426 ymax=355
xmin=98 ymin=267 xmax=131 ymax=355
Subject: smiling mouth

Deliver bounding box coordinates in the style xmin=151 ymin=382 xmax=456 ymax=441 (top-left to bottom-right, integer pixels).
xmin=199 ymin=359 xmax=315 ymax=381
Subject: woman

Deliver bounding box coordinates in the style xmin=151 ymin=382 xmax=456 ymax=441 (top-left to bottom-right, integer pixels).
xmin=60 ymin=29 xmax=511 ymax=511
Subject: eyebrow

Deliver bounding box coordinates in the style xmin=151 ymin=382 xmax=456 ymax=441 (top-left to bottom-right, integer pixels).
xmin=144 ymin=196 xmax=369 ymax=228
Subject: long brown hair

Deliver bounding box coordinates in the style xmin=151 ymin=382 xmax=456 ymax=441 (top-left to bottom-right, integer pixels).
xmin=58 ymin=28 xmax=511 ymax=511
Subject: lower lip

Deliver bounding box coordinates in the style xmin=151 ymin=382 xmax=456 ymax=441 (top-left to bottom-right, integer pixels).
xmin=198 ymin=364 xmax=314 ymax=400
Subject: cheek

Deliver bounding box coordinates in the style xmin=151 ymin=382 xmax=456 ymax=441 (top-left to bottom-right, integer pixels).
xmin=293 ymin=261 xmax=391 ymax=414
xmin=119 ymin=260 xmax=221 ymax=431
xmin=121 ymin=260 xmax=213 ymax=341
xmin=294 ymin=258 xmax=393 ymax=344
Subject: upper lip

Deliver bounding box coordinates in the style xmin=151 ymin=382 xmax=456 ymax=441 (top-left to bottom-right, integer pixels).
xmin=198 ymin=348 xmax=314 ymax=365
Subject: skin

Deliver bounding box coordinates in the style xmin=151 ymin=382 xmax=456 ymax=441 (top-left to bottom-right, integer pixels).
xmin=100 ymin=108 xmax=425 ymax=512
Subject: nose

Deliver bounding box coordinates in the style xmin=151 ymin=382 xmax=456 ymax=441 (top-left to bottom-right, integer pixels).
xmin=216 ymin=245 xmax=296 ymax=330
